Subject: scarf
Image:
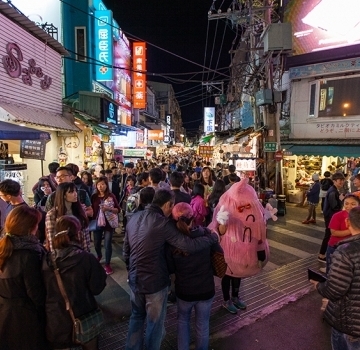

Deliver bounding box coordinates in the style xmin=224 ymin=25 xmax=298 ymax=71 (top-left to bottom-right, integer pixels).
xmin=10 ymin=234 xmax=46 ymax=261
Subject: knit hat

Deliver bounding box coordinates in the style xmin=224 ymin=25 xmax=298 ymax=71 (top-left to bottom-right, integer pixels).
xmin=312 ymin=173 xmax=319 ymax=181
xmin=172 ymin=202 xmax=193 ymax=221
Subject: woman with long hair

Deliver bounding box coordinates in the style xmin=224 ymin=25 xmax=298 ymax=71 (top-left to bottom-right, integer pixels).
xmin=0 ymin=206 xmax=47 ymax=349
xmin=42 ymin=215 xmax=106 ymax=350
xmin=91 ymin=176 xmax=120 ymax=275
xmin=167 ymin=202 xmax=222 ymax=350
xmin=45 ymin=182 xmax=89 ymax=252
xmin=190 ymin=183 xmax=208 ymax=227
xmin=81 ymin=170 xmax=94 ymax=196
xmin=199 ymin=166 xmax=214 ymax=199
xmin=206 ymin=179 xmax=226 ymax=225
xmin=34 ymin=176 xmax=55 ymax=208
xmin=182 ymin=173 xmax=193 ymax=195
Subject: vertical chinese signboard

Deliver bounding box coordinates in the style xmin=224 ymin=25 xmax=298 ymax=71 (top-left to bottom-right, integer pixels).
xmin=95 ymin=10 xmax=113 ymax=81
xmin=132 ymin=42 xmax=147 ymax=109
xmin=204 ymin=107 xmax=215 ymax=134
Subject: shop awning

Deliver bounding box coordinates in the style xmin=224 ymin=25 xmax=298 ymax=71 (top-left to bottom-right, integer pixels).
xmin=200 ymin=134 xmax=214 ymax=144
xmin=283 ymin=144 xmax=360 ymax=157
xmin=0 ymin=100 xmax=79 ymax=132
xmin=0 ymin=121 xmax=50 ymax=140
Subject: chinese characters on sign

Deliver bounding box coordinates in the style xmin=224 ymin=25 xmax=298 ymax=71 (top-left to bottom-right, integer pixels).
xmin=132 ymin=42 xmax=147 ymax=109
xmin=203 ymin=107 xmax=215 ymax=134
xmin=94 ymin=10 xmax=113 ymax=81
xmin=20 ymin=140 xmax=46 ymax=160
xmin=317 ymin=122 xmax=360 ymax=134
xmin=2 ymin=43 xmax=52 ymax=90
xmin=198 ymin=146 xmax=214 ymax=158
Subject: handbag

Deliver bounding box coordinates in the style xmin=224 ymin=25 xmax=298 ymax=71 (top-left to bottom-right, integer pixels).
xmin=211 ymin=250 xmax=227 ymax=278
xmin=103 ymin=197 xmax=119 ymax=229
xmin=51 ymin=253 xmax=104 ymax=344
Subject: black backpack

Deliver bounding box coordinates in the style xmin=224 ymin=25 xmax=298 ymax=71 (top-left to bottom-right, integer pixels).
xmin=321 ymin=178 xmax=332 ymax=191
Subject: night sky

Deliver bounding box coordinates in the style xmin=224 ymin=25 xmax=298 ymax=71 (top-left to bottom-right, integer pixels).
xmin=103 ymin=0 xmax=236 ymax=135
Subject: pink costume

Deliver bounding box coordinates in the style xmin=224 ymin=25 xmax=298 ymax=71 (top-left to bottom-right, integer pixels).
xmin=208 ymin=178 xmax=270 ymax=278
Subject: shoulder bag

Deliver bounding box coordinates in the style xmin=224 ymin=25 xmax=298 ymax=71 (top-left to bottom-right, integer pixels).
xmin=51 ymin=253 xmax=104 ymax=344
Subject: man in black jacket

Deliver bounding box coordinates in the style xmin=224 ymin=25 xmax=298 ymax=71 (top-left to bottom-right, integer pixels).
xmin=169 ymin=171 xmax=191 ymax=204
xmin=312 ymin=206 xmax=360 ymax=348
xmin=318 ymin=172 xmax=345 ymax=262
xmin=123 ymin=189 xmax=218 ymax=350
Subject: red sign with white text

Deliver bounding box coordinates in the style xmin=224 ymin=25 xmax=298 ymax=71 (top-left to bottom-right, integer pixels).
xmin=132 ymin=42 xmax=147 ymax=109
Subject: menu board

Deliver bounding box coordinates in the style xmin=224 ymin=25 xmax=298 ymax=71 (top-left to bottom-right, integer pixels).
xmin=20 ymin=140 xmax=46 ymax=160
xmin=198 ymin=146 xmax=214 ymax=158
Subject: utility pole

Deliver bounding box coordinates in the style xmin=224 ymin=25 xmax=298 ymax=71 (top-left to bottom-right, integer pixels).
xmin=262 ymin=0 xmax=282 ymax=193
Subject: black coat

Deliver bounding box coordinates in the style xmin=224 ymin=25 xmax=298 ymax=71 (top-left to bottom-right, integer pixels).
xmin=166 ymin=226 xmax=222 ymax=301
xmin=42 ymin=244 xmax=107 ymax=348
xmin=123 ymin=205 xmax=218 ymax=294
xmin=0 ymin=236 xmax=47 ymax=350
xmin=317 ymin=234 xmax=360 ymax=337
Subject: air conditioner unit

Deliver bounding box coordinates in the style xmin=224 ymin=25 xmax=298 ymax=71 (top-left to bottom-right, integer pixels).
xmin=255 ymin=89 xmax=273 ymax=106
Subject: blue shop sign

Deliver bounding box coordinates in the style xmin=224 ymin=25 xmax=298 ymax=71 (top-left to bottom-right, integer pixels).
xmin=95 ymin=10 xmax=113 ymax=81
xmin=102 ymin=99 xmax=118 ymax=124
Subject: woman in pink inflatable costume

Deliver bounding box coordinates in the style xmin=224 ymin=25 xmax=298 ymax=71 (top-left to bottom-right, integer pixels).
xmin=208 ymin=178 xmax=271 ymax=314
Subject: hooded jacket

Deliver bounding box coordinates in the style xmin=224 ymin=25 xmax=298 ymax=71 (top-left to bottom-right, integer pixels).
xmin=42 ymin=243 xmax=106 ymax=348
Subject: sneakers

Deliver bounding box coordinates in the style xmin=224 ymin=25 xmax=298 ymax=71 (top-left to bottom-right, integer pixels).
xmin=309 ymin=219 xmax=316 ymax=224
xmin=232 ymin=297 xmax=247 ymax=310
xmin=223 ymin=300 xmax=238 ymax=314
xmin=302 ymin=220 xmax=310 ymax=224
xmin=318 ymin=255 xmax=326 ymax=263
xmin=104 ymin=264 xmax=113 ymax=275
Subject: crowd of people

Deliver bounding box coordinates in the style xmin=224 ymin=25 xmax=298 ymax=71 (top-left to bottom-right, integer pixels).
xmin=1 ymin=153 xmax=360 ymax=349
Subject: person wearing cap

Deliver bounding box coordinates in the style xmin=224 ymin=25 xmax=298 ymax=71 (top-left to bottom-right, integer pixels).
xmin=302 ymin=173 xmax=321 ymax=224
xmin=167 ymin=202 xmax=223 ymax=350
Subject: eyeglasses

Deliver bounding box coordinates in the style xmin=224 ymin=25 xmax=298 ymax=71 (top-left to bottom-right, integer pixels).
xmin=55 ymin=174 xmax=70 ymax=180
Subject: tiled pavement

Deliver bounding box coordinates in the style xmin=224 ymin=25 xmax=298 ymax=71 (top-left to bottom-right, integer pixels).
xmin=94 ymin=255 xmax=319 ymax=350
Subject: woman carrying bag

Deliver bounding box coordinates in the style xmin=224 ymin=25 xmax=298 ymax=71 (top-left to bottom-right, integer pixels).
xmin=0 ymin=206 xmax=47 ymax=350
xmin=42 ymin=215 xmax=107 ymax=350
xmin=91 ymin=176 xmax=120 ymax=275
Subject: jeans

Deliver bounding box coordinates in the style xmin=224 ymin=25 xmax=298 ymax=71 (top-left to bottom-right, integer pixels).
xmin=319 ymin=217 xmax=331 ymax=256
xmin=125 ymin=286 xmax=168 ymax=350
xmin=177 ymin=297 xmax=214 ymax=350
xmin=326 ymin=245 xmax=336 ymax=274
xmin=93 ymin=229 xmax=113 ymax=265
xmin=331 ymin=328 xmax=360 ymax=350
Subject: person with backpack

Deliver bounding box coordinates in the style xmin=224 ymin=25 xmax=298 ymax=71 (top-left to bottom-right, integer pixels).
xmin=320 ymin=171 xmax=333 ymax=211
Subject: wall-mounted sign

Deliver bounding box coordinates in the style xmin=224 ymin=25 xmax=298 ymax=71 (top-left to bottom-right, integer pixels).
xmin=2 ymin=43 xmax=52 ymax=90
xmin=123 ymin=148 xmax=146 ymax=158
xmin=132 ymin=42 xmax=147 ymax=109
xmin=20 ymin=140 xmax=46 ymax=160
xmin=94 ymin=10 xmax=113 ymax=81
xmin=204 ymin=107 xmax=215 ymax=134
xmin=264 ymin=142 xmax=277 ymax=152
xmin=198 ymin=146 xmax=214 ymax=158
xmin=166 ymin=114 xmax=172 ymax=140
xmin=101 ymin=98 xmax=117 ymax=124
xmin=148 ymin=130 xmax=164 ymax=141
